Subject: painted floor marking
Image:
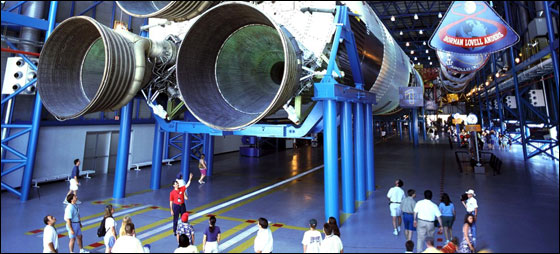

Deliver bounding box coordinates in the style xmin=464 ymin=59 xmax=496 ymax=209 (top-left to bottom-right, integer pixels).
xmin=35 ymin=204 xmax=151 ymax=238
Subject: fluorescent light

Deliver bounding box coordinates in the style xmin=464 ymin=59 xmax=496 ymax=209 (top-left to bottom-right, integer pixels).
xmin=406 ymin=42 xmax=410 ymax=47
xmin=428 ymin=56 xmax=431 ymax=60
xmin=410 ymin=50 xmax=414 ymax=54
xmin=438 ymin=12 xmax=442 ymax=18
xmin=430 ymin=62 xmax=433 ymax=65
xmin=419 ymin=30 xmax=423 ymax=35
xmin=414 ymin=14 xmax=419 ymax=20
xmin=414 ymin=57 xmax=418 ymax=60
xmin=391 ymin=15 xmax=396 ymax=22
xmin=400 ymin=31 xmax=404 ymax=35
xmin=426 ymin=49 xmax=429 ymax=53
xmin=515 ymin=57 xmax=521 ymax=63
xmin=423 ymin=41 xmax=426 ymax=45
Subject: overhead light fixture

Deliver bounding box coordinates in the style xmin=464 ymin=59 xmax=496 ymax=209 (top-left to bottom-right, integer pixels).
xmin=430 ymin=61 xmax=433 ymax=65
xmin=414 ymin=13 xmax=419 ymax=20
xmin=438 ymin=12 xmax=443 ymax=18
xmin=485 ymin=81 xmax=490 ymax=86
xmin=391 ymin=15 xmax=396 ymax=22
xmin=495 ymin=72 xmax=500 ymax=78
xmin=426 ymin=49 xmax=429 ymax=53
xmin=414 ymin=57 xmax=418 ymax=60
xmin=519 ymin=52 xmax=523 ymax=57
xmin=515 ymin=57 xmax=521 ymax=64
xmin=400 ymin=30 xmax=404 ymax=35
xmin=423 ymin=41 xmax=427 ymax=45
xmin=410 ymin=50 xmax=414 ymax=54
xmin=428 ymin=56 xmax=431 ymax=60
xmin=406 ymin=42 xmax=410 ymax=47
xmin=419 ymin=30 xmax=423 ymax=35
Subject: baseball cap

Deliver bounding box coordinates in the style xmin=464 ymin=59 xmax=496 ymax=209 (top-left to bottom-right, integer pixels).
xmin=465 ymin=189 xmax=476 ymax=196
xmin=181 ymin=212 xmax=189 ymax=223
xmin=309 ymin=219 xmax=317 ymax=227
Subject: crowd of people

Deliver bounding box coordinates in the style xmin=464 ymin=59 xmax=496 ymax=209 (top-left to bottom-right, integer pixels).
xmin=41 ymin=154 xmax=481 ymax=253
xmin=387 ymin=179 xmax=479 ymax=253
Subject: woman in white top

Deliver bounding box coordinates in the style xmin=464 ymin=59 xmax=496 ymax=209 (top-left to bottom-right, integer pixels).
xmin=320 ymin=223 xmax=343 ymax=253
xmin=104 ymin=205 xmax=117 ymax=253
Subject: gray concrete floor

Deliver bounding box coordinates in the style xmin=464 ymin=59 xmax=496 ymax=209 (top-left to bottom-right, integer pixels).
xmin=1 ymin=134 xmax=558 ymax=253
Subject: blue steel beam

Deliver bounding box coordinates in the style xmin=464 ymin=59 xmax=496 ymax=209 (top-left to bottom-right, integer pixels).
xmin=113 ymin=101 xmax=133 ymax=199
xmin=365 ymin=104 xmax=375 ymax=194
xmin=181 ymin=133 xmax=192 ymax=181
xmin=355 ymin=103 xmax=366 ymax=202
xmin=19 ymin=1 xmax=58 ymax=202
xmin=341 ymin=102 xmax=354 ymax=213
xmin=323 ymin=100 xmax=339 ymax=224
xmin=504 ymin=1 xmax=528 ymax=161
xmin=0 ymin=11 xmax=49 ymax=30
xmin=206 ymin=135 xmax=215 ymax=177
xmin=150 ymin=121 xmax=163 ymax=190
xmin=544 ymin=1 xmax=559 ymax=140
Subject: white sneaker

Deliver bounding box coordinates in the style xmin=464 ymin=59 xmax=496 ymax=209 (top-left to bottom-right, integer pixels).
xmin=79 ymin=249 xmax=90 ymax=253
xmin=397 ymin=226 xmax=401 ymax=232
xmin=393 ymin=229 xmax=398 ymax=235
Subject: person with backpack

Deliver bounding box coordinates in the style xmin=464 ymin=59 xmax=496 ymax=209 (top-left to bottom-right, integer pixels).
xmin=98 ymin=205 xmax=117 ymax=253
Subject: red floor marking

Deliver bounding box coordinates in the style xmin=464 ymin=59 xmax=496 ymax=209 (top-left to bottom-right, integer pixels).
xmin=206 ymin=214 xmax=216 ymax=217
xmin=89 ymin=242 xmax=104 ymax=248
xmin=272 ymin=223 xmax=283 ymax=227
xmin=57 ymin=234 xmax=65 ymax=238
xmin=246 ymin=220 xmax=256 ymax=223
xmin=437 ymin=238 xmax=443 ymax=242
xmin=150 ymin=206 xmax=159 ymax=209
xmin=29 ymin=229 xmax=43 ymax=234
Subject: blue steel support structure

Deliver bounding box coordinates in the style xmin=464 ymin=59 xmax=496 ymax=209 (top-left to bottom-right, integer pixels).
xmin=181 ymin=133 xmax=192 ymax=181
xmin=354 ymin=103 xmax=366 ymax=201
xmin=491 ymin=54 xmax=504 ymax=134
xmin=341 ymin=102 xmax=354 ymax=214
xmin=365 ymin=104 xmax=375 ymax=194
xmin=504 ymin=1 xmax=528 ymax=161
xmin=0 ymin=1 xmax=57 ymax=201
xmin=421 ymin=107 xmax=427 ymax=141
xmin=113 ymin=101 xmax=133 ymax=199
xmin=206 ymin=135 xmax=215 ymax=177
xmin=398 ymin=120 xmax=403 ymax=140
xmin=323 ymin=100 xmax=339 ymax=224
xmin=150 ymin=121 xmax=164 ymax=190
xmin=411 ymin=109 xmax=419 ymax=147
xmin=544 ymin=1 xmax=559 ymax=140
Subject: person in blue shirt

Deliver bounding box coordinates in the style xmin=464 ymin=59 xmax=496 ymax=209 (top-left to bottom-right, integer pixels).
xmin=64 ymin=159 xmax=82 ymax=204
xmin=438 ymin=193 xmax=456 ymax=244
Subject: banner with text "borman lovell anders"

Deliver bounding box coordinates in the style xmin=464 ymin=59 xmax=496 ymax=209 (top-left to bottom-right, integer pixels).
xmin=429 ymin=1 xmax=520 ymax=55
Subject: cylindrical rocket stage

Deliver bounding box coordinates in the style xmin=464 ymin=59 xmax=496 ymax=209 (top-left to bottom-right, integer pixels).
xmin=176 ymin=2 xmax=301 ymax=131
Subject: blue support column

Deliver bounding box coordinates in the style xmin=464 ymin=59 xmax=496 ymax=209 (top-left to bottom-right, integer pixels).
xmin=206 ymin=135 xmax=215 ymax=177
xmin=354 ymin=103 xmax=366 ymax=201
xmin=412 ymin=108 xmax=419 ymax=147
xmin=504 ymin=1 xmax=528 ymax=161
xmin=163 ymin=131 xmax=170 ymax=160
xmin=113 ymin=101 xmax=133 ymax=199
xmin=150 ymin=121 xmax=164 ymax=190
xmin=181 ymin=134 xmax=191 ymax=180
xmin=484 ymin=85 xmax=492 ymax=129
xmin=456 ymin=124 xmax=461 ymax=145
xmin=408 ymin=118 xmax=412 ymax=142
xmin=421 ymin=107 xmax=427 ymax=141
xmin=341 ymin=102 xmax=354 ymax=213
xmin=398 ymin=121 xmax=403 ymax=141
xmin=323 ymin=100 xmax=339 ymax=223
xmin=544 ymin=1 xmax=559 ymax=137
xmin=365 ymin=104 xmax=375 ymax=194
xmin=20 ymin=1 xmax=58 ymax=201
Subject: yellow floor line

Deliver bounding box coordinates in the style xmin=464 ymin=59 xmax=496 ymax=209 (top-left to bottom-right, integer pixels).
xmin=228 ymin=226 xmax=281 ymax=253
xmin=62 ymin=206 xmax=164 ymax=239
xmin=195 ymin=221 xmax=253 ymax=251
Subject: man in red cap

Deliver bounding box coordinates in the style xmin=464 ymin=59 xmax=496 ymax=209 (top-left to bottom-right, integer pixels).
xmin=176 ymin=212 xmax=195 ymax=246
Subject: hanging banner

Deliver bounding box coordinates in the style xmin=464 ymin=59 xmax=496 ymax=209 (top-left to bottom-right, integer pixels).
xmin=436 ymin=50 xmax=490 ymax=73
xmin=429 ymin=1 xmax=519 ymax=55
xmin=399 ymin=87 xmax=424 ymax=108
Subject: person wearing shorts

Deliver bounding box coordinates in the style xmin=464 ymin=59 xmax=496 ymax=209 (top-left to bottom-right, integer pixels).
xmin=64 ymin=159 xmax=82 ymax=204
xmin=64 ymin=193 xmax=89 ymax=253
xmin=198 ymin=154 xmax=208 ymax=184
xmin=400 ymin=189 xmax=417 ymax=241
xmin=387 ymin=179 xmax=405 ymax=235
xmin=439 ymin=193 xmax=456 ymax=244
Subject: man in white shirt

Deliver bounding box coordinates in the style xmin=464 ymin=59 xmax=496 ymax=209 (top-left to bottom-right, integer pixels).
xmin=301 ymin=219 xmax=322 ymax=253
xmin=319 ymin=223 xmax=343 ymax=253
xmin=462 ymin=189 xmax=478 ymax=243
xmin=112 ymin=223 xmax=147 ymax=253
xmin=387 ymin=179 xmax=405 ymax=235
xmin=43 ymin=215 xmax=58 ymax=253
xmin=413 ymin=190 xmax=443 ymax=252
xmin=254 ymin=218 xmax=273 ymax=253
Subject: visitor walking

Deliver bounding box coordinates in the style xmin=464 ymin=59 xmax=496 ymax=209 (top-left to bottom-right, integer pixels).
xmin=254 ymin=217 xmax=273 ymax=253
xmin=461 ymin=189 xmax=478 ymax=244
xmin=202 ymin=216 xmax=221 ymax=253
xmin=199 ymin=154 xmax=208 ymax=184
xmin=64 ymin=159 xmax=82 ymax=204
xmin=438 ymin=193 xmax=456 ymax=243
xmin=301 ymin=219 xmax=322 ymax=253
xmin=103 ymin=205 xmax=117 ymax=253
xmin=387 ymin=179 xmax=405 ymax=235
xmin=400 ymin=189 xmax=417 ymax=241
xmin=64 ymin=194 xmax=88 ymax=253
xmin=413 ymin=190 xmax=443 ymax=252
xmin=458 ymin=214 xmax=476 ymax=253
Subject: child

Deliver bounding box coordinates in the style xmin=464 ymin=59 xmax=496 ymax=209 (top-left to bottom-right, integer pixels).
xmin=441 ymin=236 xmax=459 ymax=253
xmin=301 ymin=219 xmax=322 ymax=253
